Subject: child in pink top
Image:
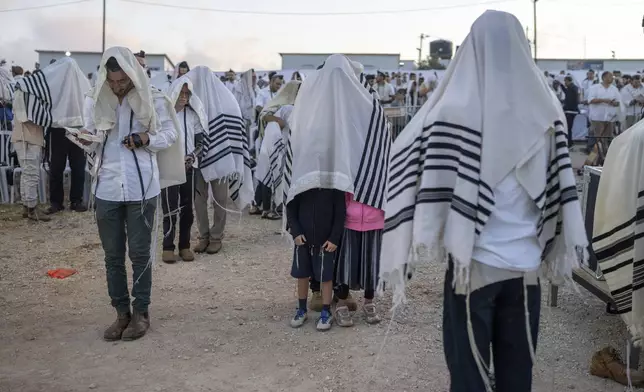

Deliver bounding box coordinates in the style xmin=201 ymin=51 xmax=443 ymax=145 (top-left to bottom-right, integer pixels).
xmin=334 ymin=193 xmax=384 ymax=326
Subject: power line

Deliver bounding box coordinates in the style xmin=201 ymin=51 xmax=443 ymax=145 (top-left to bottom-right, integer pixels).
xmin=118 ymin=0 xmax=517 ymax=16
xmin=0 ymin=0 xmax=92 ymax=13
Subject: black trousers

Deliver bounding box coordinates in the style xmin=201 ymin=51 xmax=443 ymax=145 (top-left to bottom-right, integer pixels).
xmin=253 ymin=181 xmax=272 ymax=211
xmin=565 ymin=112 xmax=577 ymax=147
xmin=443 ymin=262 xmax=540 ymax=392
xmin=161 ymin=169 xmax=194 ymax=251
xmin=48 ymin=127 xmax=86 ymax=206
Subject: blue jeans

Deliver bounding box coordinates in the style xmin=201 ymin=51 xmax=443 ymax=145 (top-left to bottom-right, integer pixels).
xmin=95 ymin=197 xmax=157 ymax=313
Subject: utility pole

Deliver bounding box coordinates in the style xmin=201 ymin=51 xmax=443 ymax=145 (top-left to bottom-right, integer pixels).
xmin=533 ymin=0 xmax=538 ymax=61
xmin=583 ymin=36 xmax=587 ymax=59
xmin=102 ymin=0 xmax=106 ymax=53
xmin=417 ymin=33 xmax=428 ymax=65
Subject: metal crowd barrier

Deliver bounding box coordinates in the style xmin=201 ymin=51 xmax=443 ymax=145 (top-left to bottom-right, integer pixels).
xmin=384 ymin=105 xmax=424 ymax=140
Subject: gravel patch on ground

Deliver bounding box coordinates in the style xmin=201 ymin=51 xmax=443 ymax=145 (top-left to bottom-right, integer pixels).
xmin=0 ymin=197 xmax=639 ymax=392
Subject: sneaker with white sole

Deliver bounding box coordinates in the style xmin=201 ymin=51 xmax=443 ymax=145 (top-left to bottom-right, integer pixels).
xmin=316 ymin=309 xmax=333 ymax=331
xmin=290 ymin=308 xmax=308 ymax=328
xmin=334 ymin=305 xmax=354 ymax=327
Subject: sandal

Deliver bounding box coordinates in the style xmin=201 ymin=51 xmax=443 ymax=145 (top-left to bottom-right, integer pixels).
xmin=261 ymin=211 xmax=281 ymax=220
xmin=363 ymin=303 xmax=381 ymax=325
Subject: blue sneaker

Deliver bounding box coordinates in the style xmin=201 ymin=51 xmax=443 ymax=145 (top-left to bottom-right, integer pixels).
xmin=316 ymin=309 xmax=333 ymax=331
xmin=290 ymin=308 xmax=308 ymax=328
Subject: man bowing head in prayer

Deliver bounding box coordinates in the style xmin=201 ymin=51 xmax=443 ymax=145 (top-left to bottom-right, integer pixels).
xmin=81 ymin=47 xmax=184 ymax=342
xmin=380 ymin=11 xmax=588 ymax=392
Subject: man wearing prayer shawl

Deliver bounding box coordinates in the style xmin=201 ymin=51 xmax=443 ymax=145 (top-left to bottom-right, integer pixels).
xmin=12 ymin=57 xmax=89 ymax=221
xmin=185 ymin=66 xmax=253 ymax=255
xmin=160 ymin=75 xmax=207 ymax=263
xmin=249 ymin=80 xmax=300 ymax=219
xmin=233 ymin=69 xmax=260 ymax=147
xmin=379 ymin=11 xmax=588 ymax=392
xmin=590 ymin=119 xmax=644 ymax=386
xmin=224 ymin=69 xmax=237 ymax=93
xmin=80 ymin=47 xmax=183 ymax=342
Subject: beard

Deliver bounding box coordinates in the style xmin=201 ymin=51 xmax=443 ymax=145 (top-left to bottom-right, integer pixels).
xmin=111 ymin=81 xmax=135 ymax=99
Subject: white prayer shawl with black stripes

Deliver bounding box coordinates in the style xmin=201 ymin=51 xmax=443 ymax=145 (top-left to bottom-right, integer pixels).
xmin=186 ymin=66 xmax=253 ymax=209
xmin=379 ymin=10 xmax=589 ymax=307
xmin=234 ymin=69 xmax=257 ymax=122
xmin=285 ymin=54 xmax=391 ymax=211
xmin=13 ymin=57 xmax=89 ymax=129
xmin=593 ymin=120 xmax=644 ymax=343
xmin=257 ymin=121 xmax=286 ymax=199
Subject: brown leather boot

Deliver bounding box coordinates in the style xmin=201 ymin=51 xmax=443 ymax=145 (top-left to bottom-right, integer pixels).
xmin=206 ymin=240 xmax=222 ymax=254
xmin=22 ymin=206 xmax=28 ymax=218
xmin=194 ymin=239 xmax=209 ymax=253
xmin=162 ymin=250 xmax=177 ymax=264
xmin=590 ymin=346 xmax=644 ymax=386
xmin=27 ymin=207 xmax=51 ymax=222
xmin=103 ymin=311 xmax=131 ymax=341
xmin=121 ymin=311 xmax=150 ymax=341
xmin=179 ymin=248 xmax=195 ymax=261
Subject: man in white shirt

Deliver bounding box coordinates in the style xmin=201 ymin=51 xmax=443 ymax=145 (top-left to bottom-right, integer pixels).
xmin=621 ymin=74 xmax=644 ymax=129
xmin=581 ymin=69 xmax=596 ymax=104
xmin=374 ymin=71 xmax=395 ymax=105
xmin=391 ymin=72 xmax=406 ymax=93
xmin=224 ymin=69 xmax=237 ymax=93
xmin=587 ymin=71 xmax=621 ymax=152
xmin=161 ymin=80 xmax=205 ymax=263
xmin=82 ymin=52 xmax=177 ymax=342
xmin=256 ymin=75 xmax=282 ymax=109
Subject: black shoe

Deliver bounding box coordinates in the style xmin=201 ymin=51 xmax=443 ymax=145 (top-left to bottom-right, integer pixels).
xmin=70 ymin=202 xmax=88 ymax=212
xmin=45 ymin=204 xmax=64 ymax=215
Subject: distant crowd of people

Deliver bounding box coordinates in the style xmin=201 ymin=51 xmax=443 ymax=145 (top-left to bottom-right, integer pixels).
xmin=544 ymin=69 xmax=644 ymax=165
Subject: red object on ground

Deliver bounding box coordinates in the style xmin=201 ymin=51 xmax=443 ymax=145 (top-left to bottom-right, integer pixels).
xmin=47 ymin=269 xmax=77 ymax=279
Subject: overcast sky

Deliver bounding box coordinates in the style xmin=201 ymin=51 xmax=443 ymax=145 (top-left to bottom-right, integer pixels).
xmin=1 ymin=0 xmax=643 ymax=71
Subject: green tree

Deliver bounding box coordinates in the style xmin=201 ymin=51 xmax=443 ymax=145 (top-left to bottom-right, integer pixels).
xmin=416 ymin=55 xmax=446 ymax=70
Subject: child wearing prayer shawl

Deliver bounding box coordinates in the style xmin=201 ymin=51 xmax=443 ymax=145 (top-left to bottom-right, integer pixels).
xmin=287 ymin=189 xmax=346 ymax=331
xmin=285 ymin=54 xmax=390 ymax=331
xmin=160 ymin=76 xmax=207 ymax=263
xmin=379 ymin=11 xmax=588 ymax=392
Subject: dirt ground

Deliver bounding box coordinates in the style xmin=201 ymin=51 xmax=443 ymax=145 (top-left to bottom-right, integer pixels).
xmin=0 ymin=197 xmax=640 ymax=392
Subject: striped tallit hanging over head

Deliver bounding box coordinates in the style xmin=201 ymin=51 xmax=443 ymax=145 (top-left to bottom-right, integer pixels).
xmin=379 ymin=10 xmax=589 ymax=306
xmin=13 ymin=57 xmax=90 ymax=129
xmin=256 ymin=105 xmax=294 ymax=207
xmin=186 ymin=65 xmax=253 ymax=209
xmin=234 ymin=69 xmax=257 ymax=122
xmin=285 ymin=54 xmax=391 ymax=210
xmin=592 ymin=120 xmax=644 ymax=344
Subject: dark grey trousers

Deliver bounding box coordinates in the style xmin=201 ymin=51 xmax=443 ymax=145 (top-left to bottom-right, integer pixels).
xmin=443 ymin=261 xmax=540 ymax=392
xmin=95 ymin=197 xmax=157 ymax=314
